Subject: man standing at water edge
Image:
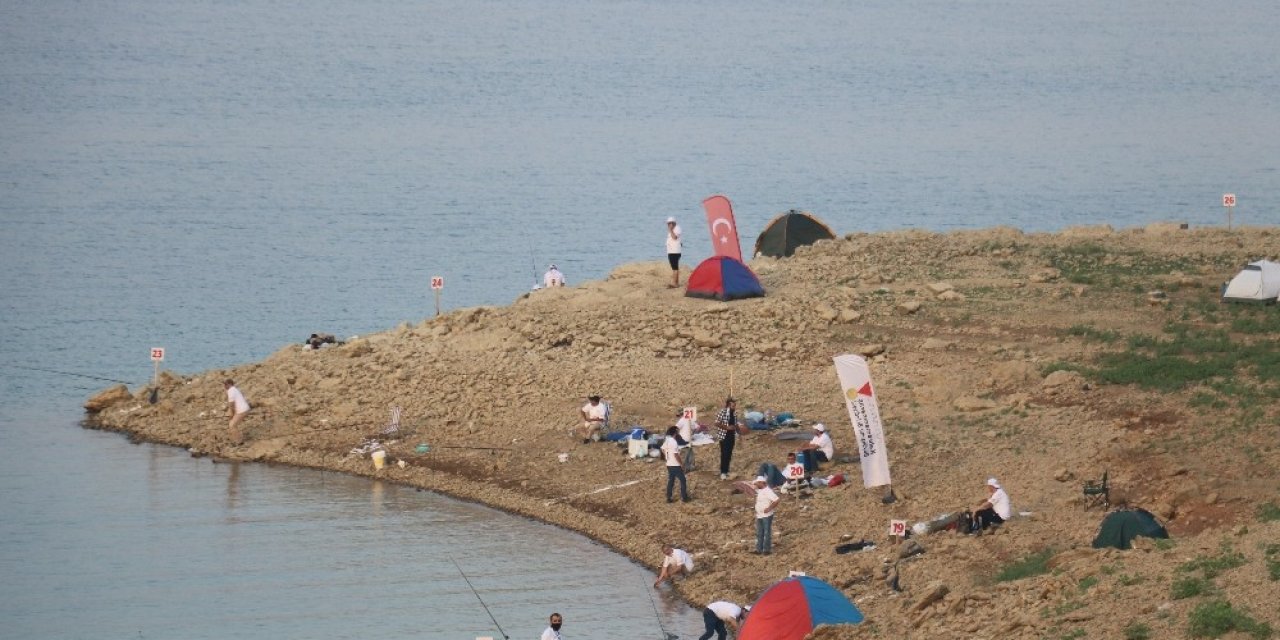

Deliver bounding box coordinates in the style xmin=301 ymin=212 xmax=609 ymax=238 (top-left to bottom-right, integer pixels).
xmin=224 ymin=379 xmax=250 ymax=444
xmin=540 ymin=612 xmax=563 ymax=640
xmin=543 ymin=263 xmax=565 ymax=288
xmin=666 ymin=216 xmax=683 ymax=288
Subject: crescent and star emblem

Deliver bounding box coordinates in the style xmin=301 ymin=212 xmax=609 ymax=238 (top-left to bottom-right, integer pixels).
xmin=711 ymin=218 xmax=733 ymax=243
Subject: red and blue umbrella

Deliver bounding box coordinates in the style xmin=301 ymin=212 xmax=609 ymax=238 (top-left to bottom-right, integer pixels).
xmin=739 ymin=576 xmax=864 ymax=640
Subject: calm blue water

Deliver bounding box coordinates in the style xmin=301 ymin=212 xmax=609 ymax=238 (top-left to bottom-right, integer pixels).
xmin=1 ymin=0 xmax=1279 ymax=637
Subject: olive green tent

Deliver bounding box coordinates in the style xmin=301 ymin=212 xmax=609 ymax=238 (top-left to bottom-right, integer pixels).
xmin=1091 ymin=508 xmax=1169 ymax=549
xmin=754 ymin=210 xmax=836 ymax=258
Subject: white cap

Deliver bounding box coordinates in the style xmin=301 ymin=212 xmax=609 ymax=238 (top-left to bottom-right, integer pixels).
xmin=754 ymin=475 xmax=768 ymax=484
xmin=666 ymin=216 xmax=676 ymax=223
xmin=987 ymin=477 xmax=1000 ymax=488
xmin=813 ymin=423 xmax=826 ymax=432
xmin=549 ymin=263 xmax=557 ymax=269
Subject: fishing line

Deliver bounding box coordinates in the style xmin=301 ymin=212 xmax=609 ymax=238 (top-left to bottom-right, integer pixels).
xmin=640 ymin=570 xmax=679 ymax=640
xmin=452 ymin=557 xmax=510 ymax=640
xmin=5 ymin=364 xmax=135 ymax=385
xmin=528 ymin=241 xmax=539 ymax=289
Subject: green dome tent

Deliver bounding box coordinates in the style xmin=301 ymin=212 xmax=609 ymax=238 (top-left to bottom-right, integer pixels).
xmin=1091 ymin=508 xmax=1169 ymax=549
xmin=754 ymin=210 xmax=836 ymax=258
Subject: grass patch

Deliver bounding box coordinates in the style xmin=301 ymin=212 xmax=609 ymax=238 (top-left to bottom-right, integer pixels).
xmin=1124 ymin=622 xmax=1153 ymax=640
xmin=1187 ymin=600 xmax=1273 ymax=638
xmin=1178 ymin=547 xmax=1247 ymax=580
xmin=1153 ymin=538 xmax=1176 ymax=551
xmin=1077 ymin=575 xmax=1099 ymax=592
xmin=993 ymin=548 xmax=1055 ymax=583
xmin=1171 ymin=576 xmax=1214 ymax=599
xmin=1257 ymin=501 xmax=1280 ymax=523
xmin=1264 ymin=544 xmax=1280 ymax=582
xmin=1041 ymin=243 xmax=1196 ymax=287
xmin=1118 ymin=573 xmax=1145 ymax=586
xmin=1067 ymin=324 xmax=1120 ymax=343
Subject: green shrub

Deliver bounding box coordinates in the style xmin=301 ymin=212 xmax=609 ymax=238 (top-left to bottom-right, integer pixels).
xmin=1078 ymin=575 xmax=1099 ymax=592
xmin=1257 ymin=502 xmax=1280 ymax=523
xmin=1178 ymin=548 xmax=1247 ymax=579
xmin=1124 ymin=621 xmax=1152 ymax=640
xmin=993 ymin=548 xmax=1055 ymax=583
xmin=1171 ymin=576 xmax=1213 ymax=599
xmin=1186 ymin=600 xmax=1273 ymax=638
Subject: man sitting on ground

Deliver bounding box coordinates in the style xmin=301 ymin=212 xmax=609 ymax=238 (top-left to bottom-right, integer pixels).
xmin=973 ymin=477 xmax=1012 ymax=532
xmin=653 ymin=544 xmax=694 ymax=587
xmin=783 ymin=451 xmax=808 ymax=489
xmin=543 ymin=264 xmax=565 ymax=288
xmin=798 ymin=423 xmax=834 ymax=473
xmin=578 ymin=395 xmax=608 ymax=443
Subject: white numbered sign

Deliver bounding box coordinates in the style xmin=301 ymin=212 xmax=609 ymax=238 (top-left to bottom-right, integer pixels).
xmin=889 ymin=519 xmax=908 ymax=537
xmin=430 ymin=276 xmax=444 ymax=290
xmin=1223 ymin=193 xmax=1237 ymax=207
xmin=150 ymin=347 xmax=165 ymax=362
xmin=682 ymin=406 xmax=697 ymax=422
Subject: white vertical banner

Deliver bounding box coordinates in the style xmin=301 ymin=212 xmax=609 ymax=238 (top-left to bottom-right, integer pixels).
xmin=833 ymin=354 xmax=892 ymax=488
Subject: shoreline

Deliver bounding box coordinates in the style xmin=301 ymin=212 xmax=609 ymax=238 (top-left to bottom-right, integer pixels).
xmin=86 ymin=224 xmax=1280 ymax=638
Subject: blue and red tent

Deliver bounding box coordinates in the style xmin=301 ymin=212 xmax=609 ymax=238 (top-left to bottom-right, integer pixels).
xmin=685 ymin=256 xmax=765 ymax=301
xmin=739 ymin=576 xmax=864 ymax=640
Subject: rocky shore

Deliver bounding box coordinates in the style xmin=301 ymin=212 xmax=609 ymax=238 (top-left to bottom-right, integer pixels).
xmin=86 ymin=224 xmax=1280 ymax=639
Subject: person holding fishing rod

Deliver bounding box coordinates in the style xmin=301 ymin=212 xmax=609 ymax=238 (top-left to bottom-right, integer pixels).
xmin=540 ymin=612 xmax=564 ymax=640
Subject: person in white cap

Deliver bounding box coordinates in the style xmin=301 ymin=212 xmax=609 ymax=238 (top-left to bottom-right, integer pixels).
xmin=698 ymin=601 xmax=748 ymax=640
xmin=653 ymin=544 xmax=694 ymax=587
xmin=543 ymin=263 xmax=565 ymax=288
xmin=665 ymin=216 xmax=683 ymax=288
xmin=973 ymin=477 xmax=1012 ymax=532
xmin=798 ymin=423 xmax=834 ymax=474
xmin=752 ymin=475 xmax=780 ymax=555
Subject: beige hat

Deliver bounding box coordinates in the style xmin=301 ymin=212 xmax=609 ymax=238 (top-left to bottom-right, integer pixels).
xmin=813 ymin=423 xmax=826 ymax=432
xmin=754 ymin=475 xmax=768 ymax=484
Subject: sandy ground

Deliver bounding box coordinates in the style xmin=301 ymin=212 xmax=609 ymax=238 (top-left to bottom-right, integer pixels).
xmin=87 ymin=224 xmax=1280 ymax=639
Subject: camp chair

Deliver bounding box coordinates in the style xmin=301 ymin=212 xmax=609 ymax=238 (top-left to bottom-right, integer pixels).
xmin=1082 ymin=470 xmax=1109 ymax=510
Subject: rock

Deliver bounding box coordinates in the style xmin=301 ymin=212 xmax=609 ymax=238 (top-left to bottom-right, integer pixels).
xmin=85 ymin=384 xmax=132 ymax=413
xmin=1152 ymin=502 xmax=1176 ymax=520
xmin=937 ymin=290 xmax=966 ymax=301
xmin=898 ymin=539 xmax=925 ymax=559
xmin=692 ymin=331 xmax=723 ymax=349
xmin=982 ymin=429 xmax=998 ymax=438
xmin=953 ymin=397 xmax=998 ymax=412
xmin=587 ymin=334 xmax=610 ymax=347
xmin=922 ymin=337 xmax=954 ymax=350
xmin=758 ymin=341 xmax=783 ymax=356
xmin=1063 ymin=609 xmax=1094 ymax=623
xmin=1054 ymin=468 xmax=1074 ymax=482
xmin=816 ymin=304 xmax=839 ymax=322
xmin=927 ymin=282 xmax=955 ymax=294
xmin=1029 ymin=268 xmax=1061 ymax=283
xmin=838 ymin=309 xmax=862 ymax=323
xmin=1204 ymin=492 xmax=1218 ymax=505
xmin=1042 ymin=370 xmax=1084 ymax=388
xmin=855 ymin=343 xmax=886 ymax=357
xmin=896 ymin=300 xmax=922 ymax=315
xmin=911 ymin=581 xmax=949 ymax=612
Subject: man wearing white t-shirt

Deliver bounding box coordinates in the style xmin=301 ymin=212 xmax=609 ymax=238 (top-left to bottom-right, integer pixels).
xmin=675 ymin=409 xmax=697 ymax=472
xmin=223 ymin=379 xmax=250 ymax=444
xmin=753 ymin=475 xmax=779 ymax=555
xmin=661 ymin=427 xmax=690 ymax=503
xmin=653 ymin=544 xmax=694 ymax=587
xmin=543 ymin=264 xmax=565 ymax=288
xmin=973 ymin=477 xmax=1012 ymax=532
xmin=540 ymin=612 xmax=563 ymax=640
xmin=798 ymin=423 xmax=834 ymax=473
xmin=697 ymin=601 xmax=748 ymax=640
xmin=578 ymin=395 xmax=607 ymax=443
xmin=783 ymin=451 xmax=807 ymax=485
xmin=666 ymin=217 xmax=683 ymax=288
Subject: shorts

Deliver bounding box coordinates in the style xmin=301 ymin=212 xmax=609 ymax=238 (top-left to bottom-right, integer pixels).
xmin=668 ymin=253 xmax=681 ymax=270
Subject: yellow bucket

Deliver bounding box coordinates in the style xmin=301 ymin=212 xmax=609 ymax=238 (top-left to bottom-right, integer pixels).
xmin=371 ymin=450 xmax=387 ymax=470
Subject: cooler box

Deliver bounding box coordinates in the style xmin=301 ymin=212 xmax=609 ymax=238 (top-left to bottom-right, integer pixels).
xmin=628 ymin=429 xmax=649 ymax=459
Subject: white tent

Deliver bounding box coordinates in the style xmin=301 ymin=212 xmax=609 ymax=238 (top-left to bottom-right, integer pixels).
xmin=1222 ymin=260 xmax=1280 ymax=303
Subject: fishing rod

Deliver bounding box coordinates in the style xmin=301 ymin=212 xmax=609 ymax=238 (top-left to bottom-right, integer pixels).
xmin=528 ymin=242 xmax=540 ymax=290
xmin=5 ymin=364 xmax=135 ymax=385
xmin=640 ymin=571 xmax=679 ymax=640
xmin=452 ymin=557 xmax=510 ymax=640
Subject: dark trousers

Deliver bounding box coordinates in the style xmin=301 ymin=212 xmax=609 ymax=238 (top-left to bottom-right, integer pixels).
xmin=719 ymin=431 xmax=736 ymax=475
xmin=801 ymin=450 xmax=829 ymax=473
xmin=973 ymin=507 xmax=1004 ymax=531
xmin=666 ymin=466 xmax=689 ymax=501
xmin=698 ymin=608 xmax=727 ymax=640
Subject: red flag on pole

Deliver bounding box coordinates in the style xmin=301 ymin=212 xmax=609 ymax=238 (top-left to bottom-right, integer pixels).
xmin=702 ymin=195 xmax=744 ymax=262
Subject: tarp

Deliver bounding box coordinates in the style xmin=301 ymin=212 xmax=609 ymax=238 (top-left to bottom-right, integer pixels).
xmin=703 ymin=195 xmax=744 ymax=262
xmin=1091 ymin=508 xmax=1169 ymax=549
xmin=833 ymin=354 xmax=892 ymax=488
xmin=1222 ymin=260 xmax=1280 ymax=303
xmin=685 ymin=256 xmax=765 ymax=301
xmin=754 ymin=210 xmax=837 ymax=258
xmin=739 ymin=576 xmax=863 ymax=640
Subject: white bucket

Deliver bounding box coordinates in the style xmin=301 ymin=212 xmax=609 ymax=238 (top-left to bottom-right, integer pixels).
xmin=371 ymin=450 xmax=387 ymax=470
xmin=557 ymin=452 xmax=569 ymax=463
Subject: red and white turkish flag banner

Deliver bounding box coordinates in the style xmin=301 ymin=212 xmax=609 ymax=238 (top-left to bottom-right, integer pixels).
xmin=701 ymin=195 xmax=744 ymax=262
xmin=833 ymin=354 xmax=892 ymax=488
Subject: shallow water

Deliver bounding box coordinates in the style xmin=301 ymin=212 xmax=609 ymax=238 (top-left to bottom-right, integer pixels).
xmin=1 ymin=0 xmax=1279 ymax=637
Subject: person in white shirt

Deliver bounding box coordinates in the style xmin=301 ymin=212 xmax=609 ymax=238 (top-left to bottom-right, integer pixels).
xmin=798 ymin=423 xmax=834 ymax=473
xmin=653 ymin=544 xmax=694 ymax=587
xmin=661 ymin=426 xmax=689 ymax=503
xmin=223 ymin=379 xmax=251 ymax=444
xmin=973 ymin=477 xmax=1012 ymax=532
xmin=753 ymin=475 xmax=779 ymax=555
xmin=675 ymin=409 xmax=697 ymax=471
xmin=698 ymin=601 xmax=748 ymax=640
xmin=540 ymin=612 xmax=563 ymax=640
xmin=783 ymin=451 xmax=807 ymax=484
xmin=578 ymin=395 xmax=607 ymax=443
xmin=665 ymin=216 xmax=683 ymax=288
xmin=543 ymin=264 xmax=565 ymax=288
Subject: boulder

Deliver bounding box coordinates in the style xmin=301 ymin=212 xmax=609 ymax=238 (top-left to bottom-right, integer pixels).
xmin=855 ymin=343 xmax=886 ymax=357
xmin=692 ymin=331 xmax=723 ymax=349
xmin=922 ymin=337 xmax=954 ymax=350
xmin=815 ymin=304 xmax=839 ymax=322
xmin=953 ymin=397 xmax=998 ymax=412
xmin=927 ymin=282 xmax=955 ymax=295
xmin=85 ymin=384 xmax=132 ymax=413
xmin=838 ymin=309 xmax=862 ymax=324
xmin=1042 ymin=370 xmax=1085 ymax=389
xmin=911 ymin=581 xmax=949 ymax=612
xmin=896 ymin=301 xmax=923 ymax=315
xmin=937 ymin=290 xmax=966 ymax=301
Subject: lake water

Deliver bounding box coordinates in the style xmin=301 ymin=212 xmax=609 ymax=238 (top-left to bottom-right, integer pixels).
xmin=1 ymin=0 xmax=1278 ymax=637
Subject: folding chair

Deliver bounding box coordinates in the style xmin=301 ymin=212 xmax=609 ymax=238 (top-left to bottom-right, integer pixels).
xmin=1082 ymin=470 xmax=1109 ymax=510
